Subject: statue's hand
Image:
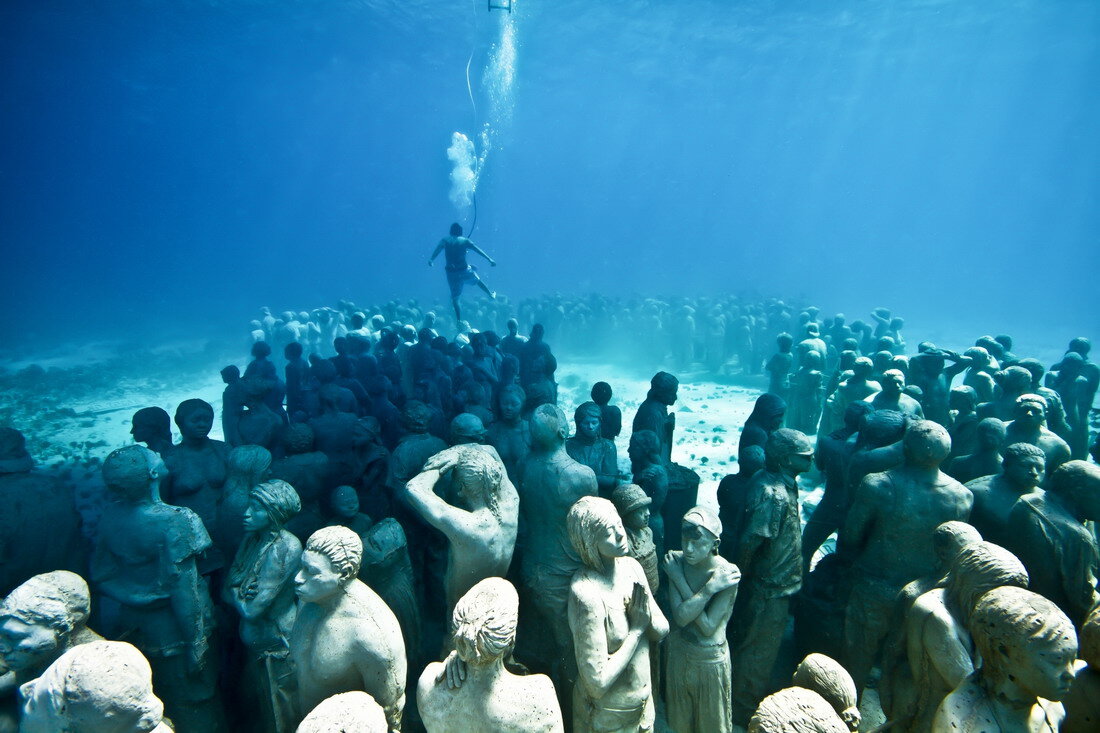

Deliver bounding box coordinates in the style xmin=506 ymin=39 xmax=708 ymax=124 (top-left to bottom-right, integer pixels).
xmin=423 ymin=451 xmax=456 ymax=473
xmin=436 ymin=650 xmax=468 ymax=690
xmin=626 ymin=582 xmax=651 ymax=630
xmin=706 ymin=564 xmax=741 ymax=593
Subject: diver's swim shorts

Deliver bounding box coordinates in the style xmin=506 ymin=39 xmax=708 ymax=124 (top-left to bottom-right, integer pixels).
xmin=446 ymin=265 xmax=480 ymax=298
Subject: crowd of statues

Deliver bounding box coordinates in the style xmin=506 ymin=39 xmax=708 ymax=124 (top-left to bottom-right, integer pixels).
xmin=1 ymin=293 xmax=1098 ymax=732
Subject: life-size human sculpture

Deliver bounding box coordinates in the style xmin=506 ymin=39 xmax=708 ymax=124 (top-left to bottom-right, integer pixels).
xmin=297 ymin=691 xmax=389 ymax=733
xmin=800 ymin=401 xmax=874 ymax=571
xmin=786 ymin=349 xmax=824 ymax=435
xmin=309 ymin=384 xmax=373 ymax=489
xmin=566 ymin=401 xmax=620 ymax=498
xmin=1063 ymin=605 xmax=1100 ymax=733
xmin=222 ymin=479 xmax=302 ymax=733
xmin=17 ymin=640 xmax=173 ymax=733
xmin=92 ymin=445 xmax=225 ymax=732
xmin=270 ymin=423 xmax=329 ymax=543
xmin=946 ymin=385 xmax=980 ymax=458
xmin=716 ymin=445 xmax=766 ymax=564
xmin=933 ymin=586 xmax=1077 ymax=732
xmin=0 ymin=571 xmax=103 ymax=731
xmin=628 ymin=430 xmax=670 ymax=553
xmin=131 ymin=406 xmax=175 ymax=456
xmin=632 ymin=371 xmax=678 ymax=464
xmin=739 ymin=392 xmax=787 ymax=456
xmin=978 ymin=365 xmax=1036 ymax=421
xmin=876 ymin=520 xmax=982 ymax=720
xmin=731 ymin=428 xmax=814 ymax=724
xmin=290 ymin=526 xmax=406 ymax=731
xmin=610 ymin=484 xmax=659 ymax=594
xmin=418 ymin=578 xmax=564 ymax=733
xmin=946 ymin=416 xmax=1005 ymax=484
xmin=865 ymin=368 xmax=924 ymax=419
xmin=591 ymin=381 xmax=623 ymax=440
xmin=765 ymin=332 xmax=794 ymax=402
xmin=0 ymin=427 xmax=83 ymax=598
xmin=162 ymin=398 xmax=230 ymax=549
xmin=215 ymin=444 xmax=273 ymax=567
xmin=663 ymin=506 xmax=740 ymax=733
xmin=517 ymin=404 xmax=599 ymax=690
xmin=404 ymin=444 xmax=519 ymax=613
xmin=899 ymin=541 xmax=1029 ymax=733
xmin=567 ymin=496 xmax=668 ymax=733
xmin=838 ymin=420 xmax=972 ymax=694
xmin=1004 ymin=393 xmax=1072 ymax=478
xmin=819 ymin=356 xmax=880 ymax=437
xmin=486 ymin=384 xmax=531 ymax=486
xmin=1005 ymin=460 xmax=1100 ymax=629
xmin=966 ymin=442 xmax=1045 ymax=549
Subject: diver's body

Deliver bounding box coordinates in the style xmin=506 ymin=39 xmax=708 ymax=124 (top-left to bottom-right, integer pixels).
xmin=428 ymin=222 xmax=497 ymax=321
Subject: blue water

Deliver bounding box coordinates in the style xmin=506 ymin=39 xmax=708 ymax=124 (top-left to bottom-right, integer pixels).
xmin=1 ymin=0 xmax=1097 ymax=349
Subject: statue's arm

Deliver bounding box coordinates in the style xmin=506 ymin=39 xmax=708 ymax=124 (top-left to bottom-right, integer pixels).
xmin=568 ymin=584 xmax=645 ymax=698
xmin=239 ymin=537 xmax=302 ymax=620
xmin=169 ymin=559 xmax=208 ymax=665
xmin=922 ymin=609 xmax=974 ymax=689
xmin=837 ymin=475 xmax=879 ymax=560
xmin=404 ymin=468 xmax=473 ymax=540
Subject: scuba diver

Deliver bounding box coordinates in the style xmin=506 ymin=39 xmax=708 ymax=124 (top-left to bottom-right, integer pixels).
xmin=428 ymin=222 xmax=497 ymax=321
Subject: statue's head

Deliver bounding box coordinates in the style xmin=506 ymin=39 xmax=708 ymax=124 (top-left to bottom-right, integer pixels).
xmin=296 ymin=526 xmax=362 ymax=604
xmin=1081 ymin=606 xmax=1100 ymax=669
xmin=19 ymin=641 xmax=165 ymax=733
xmin=329 ymin=485 xmax=360 ymax=520
xmin=649 ymin=371 xmax=679 ymax=405
xmin=610 ymin=484 xmax=651 ymax=531
xmin=999 ymin=366 xmax=1032 ymax=395
xmin=506 ymin=317 xmax=519 ymax=335
xmin=791 ymin=654 xmax=860 ymax=732
xmin=963 ymin=345 xmax=990 ymax=367
xmin=250 ymin=340 xmax=272 ymax=360
xmin=130 ymin=407 xmax=171 ymax=446
xmin=451 ymin=577 xmax=519 ymax=666
xmin=879 ymin=369 xmax=905 ymax=396
xmin=1015 ymin=358 xmax=1044 ymax=388
xmin=1012 ymin=394 xmax=1048 ymax=428
xmin=948 ymin=385 xmax=978 ymax=412
xmin=102 ymin=445 xmax=161 ymax=502
xmin=174 ymin=398 xmax=214 ymax=440
xmin=590 ymin=381 xmax=612 ymax=406
xmin=945 ymin=541 xmax=1029 ymax=626
xmin=568 ymin=496 xmax=628 ymax=571
xmin=851 ymin=356 xmax=874 ymax=380
xmin=243 ymin=479 xmax=301 ymax=533
xmin=932 ymin=520 xmax=982 ymax=572
xmin=450 ymin=413 xmax=488 ymax=445
xmin=681 ymin=506 xmax=722 ymax=565
xmin=447 ymin=445 xmax=505 ymax=517
xmin=1068 ymin=336 xmax=1091 ymax=358
xmin=573 ymin=402 xmax=602 ymax=441
xmin=530 ymin=404 xmax=568 ymax=451
xmin=764 ymin=428 xmax=814 ymax=475
xmin=297 ymin=691 xmax=388 ymax=733
xmin=627 ymin=429 xmax=661 ymax=467
xmin=975 ymin=417 xmax=1007 ymax=451
xmin=902 ymin=421 xmax=951 ymax=469
xmin=749 ymin=392 xmax=787 ymax=432
xmin=1049 ymin=460 xmax=1100 ymax=521
xmin=970 ymin=586 xmax=1077 ymax=701
xmin=282 ymin=422 xmax=315 ymax=455
xmin=0 ymin=571 xmax=91 ymax=675
xmin=497 ymin=385 xmax=525 ymax=423
xmin=1002 ymin=442 xmax=1045 ymax=490
xmin=841 ymin=400 xmax=874 ymax=433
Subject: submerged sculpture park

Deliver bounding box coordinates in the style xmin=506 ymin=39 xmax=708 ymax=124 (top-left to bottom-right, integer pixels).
xmin=0 ymin=293 xmax=1097 ymax=732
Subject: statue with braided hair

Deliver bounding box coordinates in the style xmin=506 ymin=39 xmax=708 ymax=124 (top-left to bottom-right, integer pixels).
xmin=405 ymin=444 xmax=519 ymax=613
xmin=290 ymin=526 xmax=407 ymax=731
xmin=418 ymin=578 xmax=563 ymax=732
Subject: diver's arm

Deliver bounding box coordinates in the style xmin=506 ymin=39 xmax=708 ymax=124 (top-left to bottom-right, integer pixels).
xmin=428 ymin=240 xmax=445 ymax=266
xmin=469 ymin=242 xmax=496 ymax=266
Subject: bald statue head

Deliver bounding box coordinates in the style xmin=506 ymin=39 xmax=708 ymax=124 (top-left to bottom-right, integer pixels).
xmin=101 ymin=445 xmax=162 ymax=503
xmin=902 ymin=421 xmax=951 ymax=469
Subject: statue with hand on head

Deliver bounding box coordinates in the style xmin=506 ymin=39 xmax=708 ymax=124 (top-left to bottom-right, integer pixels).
xmin=791 ymin=654 xmax=860 ymax=732
xmin=290 ymin=525 xmax=406 ymax=731
xmin=567 ymin=496 xmax=668 ymax=733
xmin=18 ymin=640 xmax=172 ymax=733
xmin=418 ymin=577 xmax=563 ymax=733
xmin=404 ymin=444 xmax=519 ymax=613
xmin=933 ymin=586 xmax=1077 ymax=732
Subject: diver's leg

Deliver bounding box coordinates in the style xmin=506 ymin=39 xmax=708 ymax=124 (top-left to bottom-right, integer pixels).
xmin=452 ymin=297 xmax=462 ymax=322
xmin=472 ymin=272 xmax=496 ymax=299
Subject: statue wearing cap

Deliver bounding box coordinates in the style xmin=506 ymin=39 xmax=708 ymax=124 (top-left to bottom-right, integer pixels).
xmin=611 ymin=484 xmax=659 ymax=594
xmin=730 ymin=428 xmax=814 ymax=725
xmin=664 ymin=506 xmax=741 ymax=733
